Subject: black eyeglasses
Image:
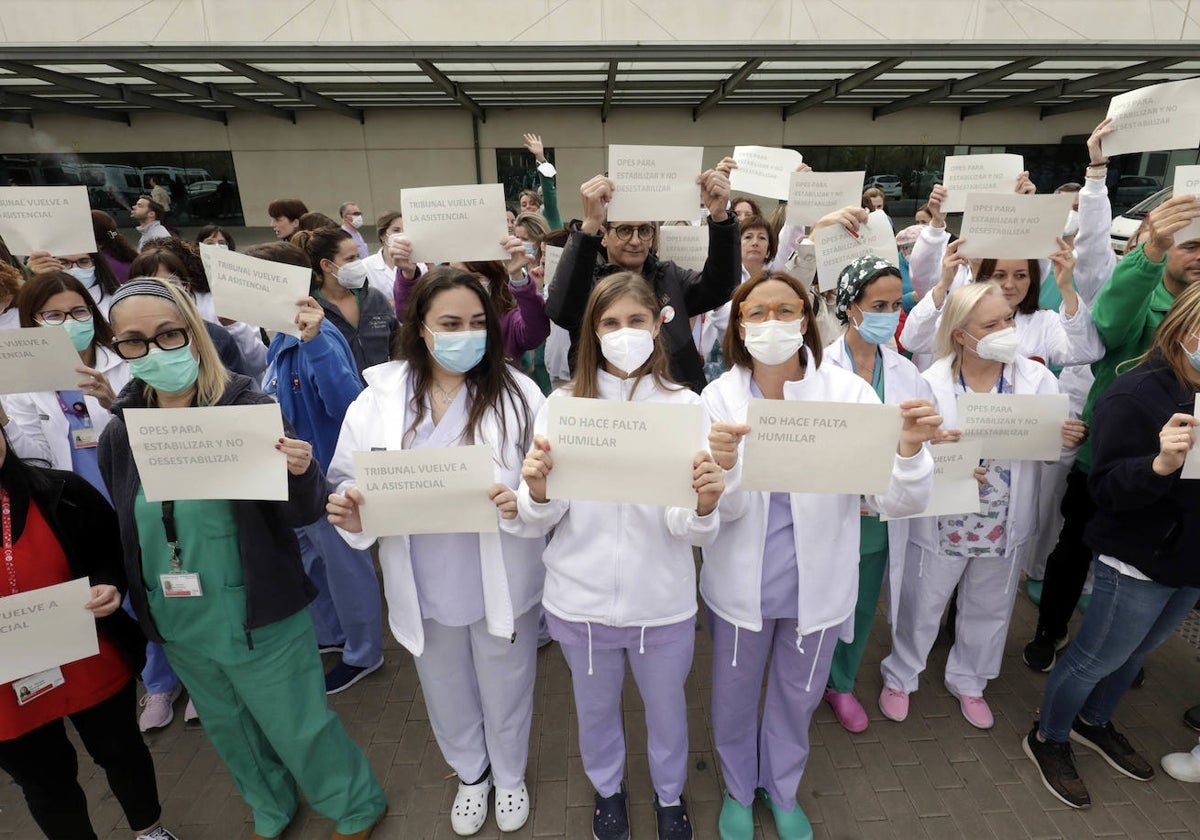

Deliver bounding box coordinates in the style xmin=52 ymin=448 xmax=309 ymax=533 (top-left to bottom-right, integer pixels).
xmin=112 ymin=328 xmax=190 ymax=360
xmin=610 ymin=224 xmax=656 ymax=242
xmin=36 ymin=306 xmax=93 ymax=325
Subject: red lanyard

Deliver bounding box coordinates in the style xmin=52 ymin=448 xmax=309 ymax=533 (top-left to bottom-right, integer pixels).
xmin=1 ymin=489 xmax=15 ymax=595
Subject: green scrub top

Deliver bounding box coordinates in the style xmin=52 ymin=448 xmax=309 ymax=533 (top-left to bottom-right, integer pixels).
xmin=848 ymin=342 xmax=890 ymax=556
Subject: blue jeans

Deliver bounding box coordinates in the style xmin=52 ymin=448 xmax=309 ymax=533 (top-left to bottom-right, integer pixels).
xmin=296 ymin=518 xmax=384 ymax=668
xmin=1039 ymin=558 xmax=1200 ymax=742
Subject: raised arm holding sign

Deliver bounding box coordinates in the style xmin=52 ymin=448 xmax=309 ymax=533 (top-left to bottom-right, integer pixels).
xmin=956 ymin=193 xmax=1075 ymax=260
xmin=201 ymin=243 xmax=309 ymax=336
xmin=730 ymin=146 xmax=803 ymax=201
xmin=1103 ymin=78 xmax=1200 ymax=157
xmin=605 ymin=144 xmax=705 ymax=222
xmin=400 ymin=183 xmax=510 ymax=263
xmin=940 ymin=154 xmax=1025 ymax=214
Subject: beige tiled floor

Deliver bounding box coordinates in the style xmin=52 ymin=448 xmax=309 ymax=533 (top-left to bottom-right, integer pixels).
xmin=5 ymin=590 xmax=1200 ymax=839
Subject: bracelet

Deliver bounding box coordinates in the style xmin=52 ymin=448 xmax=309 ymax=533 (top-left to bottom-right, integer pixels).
xmin=1085 ymin=161 xmax=1108 ymax=169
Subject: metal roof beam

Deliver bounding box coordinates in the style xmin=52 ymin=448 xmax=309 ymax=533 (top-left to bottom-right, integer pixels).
xmin=108 ymin=61 xmax=295 ymax=122
xmin=0 ymin=89 xmax=130 ymax=124
xmin=219 ymin=60 xmax=363 ymax=122
xmin=693 ymin=58 xmax=762 ymax=120
xmin=961 ymin=58 xmax=1186 ymax=117
xmin=414 ymin=59 xmax=485 ymax=121
xmin=601 ymin=60 xmax=618 ymax=122
xmin=873 ymin=57 xmax=1042 ymax=117
xmin=783 ymin=58 xmax=903 ymax=118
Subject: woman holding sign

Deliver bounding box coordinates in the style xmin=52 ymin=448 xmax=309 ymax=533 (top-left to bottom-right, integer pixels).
xmin=818 ymin=255 xmax=938 ymax=735
xmin=880 ymin=282 xmax=1077 ymax=731
xmin=98 ymin=278 xmax=387 ymax=840
xmin=701 ymin=270 xmax=938 ymax=840
xmin=519 ymin=272 xmax=724 ymax=840
xmin=327 ymin=266 xmax=545 ymax=836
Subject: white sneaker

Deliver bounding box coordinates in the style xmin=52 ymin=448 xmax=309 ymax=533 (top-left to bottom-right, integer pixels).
xmin=450 ymin=776 xmax=492 ymax=836
xmin=494 ymin=780 xmax=529 ymax=832
xmin=136 ymin=826 xmax=180 ymax=839
xmin=1162 ymin=752 xmax=1200 ymax=783
xmin=138 ymin=684 xmax=182 ymax=732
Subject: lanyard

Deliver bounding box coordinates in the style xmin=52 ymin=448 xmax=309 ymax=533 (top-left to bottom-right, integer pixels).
xmin=959 ymin=365 xmax=1008 ymax=395
xmin=2 ymin=489 xmax=16 ymax=595
xmin=55 ymin=391 xmax=92 ymax=422
xmin=161 ymin=500 xmax=184 ymax=573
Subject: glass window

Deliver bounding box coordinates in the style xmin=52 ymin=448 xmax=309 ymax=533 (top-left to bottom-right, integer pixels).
xmin=495 ymin=146 xmax=555 ymax=204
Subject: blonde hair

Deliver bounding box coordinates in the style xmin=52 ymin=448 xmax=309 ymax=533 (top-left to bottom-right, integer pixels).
xmin=111 ymin=276 xmax=229 ymax=407
xmin=933 ymin=281 xmax=1006 ymax=370
xmin=1122 ymin=280 xmax=1200 ymax=389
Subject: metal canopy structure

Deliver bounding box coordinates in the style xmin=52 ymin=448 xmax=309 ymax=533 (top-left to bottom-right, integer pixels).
xmin=0 ymin=43 xmax=1197 ymax=125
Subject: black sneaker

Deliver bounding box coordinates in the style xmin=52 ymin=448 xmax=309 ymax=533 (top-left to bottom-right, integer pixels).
xmin=1185 ymin=703 xmax=1200 ymax=731
xmin=1023 ymin=723 xmax=1091 ymax=809
xmin=1022 ymin=627 xmax=1068 ymax=672
xmin=592 ymin=784 xmax=629 ymax=840
xmin=1070 ymin=718 xmax=1154 ymax=781
xmin=653 ymin=794 xmax=693 ymax=840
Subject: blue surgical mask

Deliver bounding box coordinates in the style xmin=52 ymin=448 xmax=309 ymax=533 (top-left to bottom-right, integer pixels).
xmin=128 ymin=345 xmax=200 ymax=394
xmin=427 ymin=326 xmax=487 ymax=373
xmin=1181 ymin=341 xmax=1200 ymax=373
xmin=852 ymin=309 xmax=901 ymax=345
xmin=53 ymin=318 xmax=95 ymax=352
xmin=66 ymin=266 xmax=97 ymax=288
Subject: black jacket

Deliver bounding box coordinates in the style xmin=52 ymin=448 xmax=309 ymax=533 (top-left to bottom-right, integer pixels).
xmin=5 ymin=468 xmax=146 ymax=674
xmin=1085 ymin=354 xmax=1200 ymax=587
xmin=547 ymin=216 xmax=741 ymax=393
xmin=98 ymin=374 xmax=325 ymax=646
xmin=317 ymin=286 xmax=399 ymax=377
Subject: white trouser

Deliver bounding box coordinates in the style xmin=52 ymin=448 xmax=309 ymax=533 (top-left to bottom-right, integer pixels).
xmin=881 ymin=545 xmax=1023 ymax=696
xmin=413 ymin=607 xmax=539 ymax=789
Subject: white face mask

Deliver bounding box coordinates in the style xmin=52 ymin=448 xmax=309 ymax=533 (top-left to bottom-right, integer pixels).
xmin=968 ymin=326 xmax=1019 ymax=363
xmin=350 ymin=214 xmax=364 ymax=229
xmin=333 ymin=259 xmax=368 ymax=290
xmin=742 ymin=319 xmax=805 ymax=366
xmin=1063 ymin=209 xmax=1080 ymax=237
xmin=598 ymin=327 xmax=655 ymax=376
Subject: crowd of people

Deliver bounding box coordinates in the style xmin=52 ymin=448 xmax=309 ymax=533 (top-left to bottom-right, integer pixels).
xmin=0 ymin=119 xmax=1199 ymax=840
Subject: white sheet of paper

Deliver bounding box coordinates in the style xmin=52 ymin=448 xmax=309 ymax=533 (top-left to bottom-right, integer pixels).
xmin=811 ymin=209 xmax=898 ymax=284
xmin=400 ymin=183 xmax=509 ymax=263
xmin=606 ymin=145 xmax=704 ymax=222
xmin=656 ymin=226 xmax=709 ymax=272
xmin=881 ymin=441 xmax=983 ymax=521
xmin=958 ymin=393 xmax=1068 ymax=461
xmin=0 ymin=578 xmax=98 ymax=685
xmin=124 ymin=404 xmax=288 ymax=502
xmin=353 ymin=445 xmax=498 ymax=536
xmin=0 ymin=327 xmax=84 ymax=395
xmin=741 ymin=399 xmax=901 ymax=495
xmin=730 ymin=145 xmax=803 ymax=200
xmin=1173 ymin=166 xmax=1200 ymax=245
xmin=786 ymin=171 xmax=865 ymax=226
xmin=542 ymin=244 xmax=564 ymax=295
xmin=1104 ymin=78 xmax=1200 ymax=157
xmin=940 ymin=154 xmax=1025 ymax=214
xmin=546 ymin=396 xmax=703 ymax=508
xmin=201 ymin=244 xmax=308 ymax=336
xmin=1181 ymin=395 xmax=1200 ymax=480
xmin=957 ymin=193 xmax=1074 ymax=260
xmin=0 ymin=186 xmax=94 ymax=256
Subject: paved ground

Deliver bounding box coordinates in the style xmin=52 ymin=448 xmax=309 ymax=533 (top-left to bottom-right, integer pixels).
xmin=5 ymin=585 xmax=1200 ymax=840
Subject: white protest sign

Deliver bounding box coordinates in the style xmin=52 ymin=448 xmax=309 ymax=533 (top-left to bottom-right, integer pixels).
xmin=940 ymin=154 xmax=1024 ymax=214
xmin=786 ymin=171 xmax=865 ymax=226
xmin=741 ymin=398 xmax=901 ymax=495
xmin=881 ymin=441 xmax=982 ymax=521
xmin=958 ymin=393 xmax=1068 ymax=461
xmin=606 ymin=145 xmax=704 ymax=222
xmin=353 ymin=445 xmax=498 ymax=536
xmin=546 ymin=396 xmax=703 ymax=508
xmin=201 ymin=244 xmax=308 ymax=337
xmin=0 ymin=578 xmax=98 ymax=685
xmin=1104 ymin=78 xmax=1200 ymax=157
xmin=124 ymin=404 xmax=288 ymax=502
xmin=730 ymin=145 xmax=803 ymax=200
xmin=1181 ymin=394 xmax=1200 ymax=480
xmin=401 ymin=183 xmax=509 ymax=263
xmin=0 ymin=186 xmax=94 ymax=256
xmin=0 ymin=328 xmax=84 ymax=395
xmin=811 ymin=209 xmax=898 ymax=285
xmin=543 ymin=244 xmax=564 ymax=295
xmin=656 ymin=226 xmax=709 ymax=272
xmin=1173 ymin=166 xmax=1200 ymax=245
xmin=957 ymin=193 xmax=1074 ymax=260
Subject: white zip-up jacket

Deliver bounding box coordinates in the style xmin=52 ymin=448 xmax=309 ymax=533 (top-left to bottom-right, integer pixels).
xmin=700 ymin=351 xmax=934 ymax=641
xmin=516 ymin=370 xmax=718 ymax=629
xmin=3 ymin=345 xmax=130 ymax=470
xmin=328 ymin=360 xmax=547 ymax=657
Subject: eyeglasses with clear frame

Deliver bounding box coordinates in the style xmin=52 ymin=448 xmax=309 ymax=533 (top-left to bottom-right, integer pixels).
xmin=738 ymin=299 xmax=805 ymax=324
xmin=36 ymin=306 xmax=94 ymax=326
xmin=112 ymin=328 xmax=191 ymax=360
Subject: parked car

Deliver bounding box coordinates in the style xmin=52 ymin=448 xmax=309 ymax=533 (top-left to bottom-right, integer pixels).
xmin=1110 ymin=186 xmax=1171 ymax=255
xmin=1114 ymin=175 xmax=1163 ymax=211
xmin=865 ymin=174 xmax=903 ymax=200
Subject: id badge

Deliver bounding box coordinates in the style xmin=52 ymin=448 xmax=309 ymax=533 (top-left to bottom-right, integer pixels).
xmin=160 ymin=572 xmax=203 ymax=597
xmin=72 ymin=427 xmax=99 ymax=449
xmin=13 ymin=667 xmax=64 ymax=705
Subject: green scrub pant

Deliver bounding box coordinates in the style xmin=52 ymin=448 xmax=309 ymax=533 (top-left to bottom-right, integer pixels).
xmin=164 ymin=611 xmax=386 ymax=837
xmin=827 ymin=546 xmax=889 ymax=694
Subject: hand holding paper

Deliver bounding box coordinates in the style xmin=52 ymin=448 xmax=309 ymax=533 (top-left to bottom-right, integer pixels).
xmin=489 ymin=484 xmax=519 ymax=520
xmin=521 ymin=435 xmax=553 ymax=503
xmin=899 ymin=399 xmax=944 ymax=456
xmin=1171 ymin=166 xmax=1200 ymax=246
xmin=708 ymin=421 xmax=750 ymax=470
xmin=1144 ymin=195 xmax=1200 ymax=262
xmin=692 ymin=451 xmax=724 ymax=516
xmin=1161 ymin=410 xmax=1199 ymax=478
xmin=327 ymin=487 xmax=366 ymax=533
